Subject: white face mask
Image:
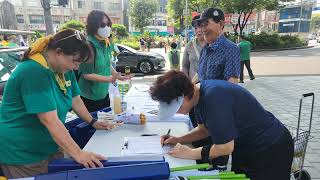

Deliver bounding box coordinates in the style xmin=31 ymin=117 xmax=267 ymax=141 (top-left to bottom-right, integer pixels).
xmin=97 ymin=26 xmax=111 ymax=38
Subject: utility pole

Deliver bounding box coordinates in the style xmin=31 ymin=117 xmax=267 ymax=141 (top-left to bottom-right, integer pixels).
xmin=184 ymin=0 xmax=188 ymax=43
xmin=297 ymin=0 xmax=303 ymax=35
xmin=41 ymin=0 xmax=54 ymax=35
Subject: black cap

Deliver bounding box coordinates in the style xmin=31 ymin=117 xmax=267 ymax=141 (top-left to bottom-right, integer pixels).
xmin=191 ymin=14 xmax=201 ymax=27
xmin=197 ymin=8 xmax=225 ymax=24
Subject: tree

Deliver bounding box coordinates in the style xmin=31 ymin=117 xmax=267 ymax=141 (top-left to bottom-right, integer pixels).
xmin=112 ymin=24 xmax=128 ymax=37
xmin=167 ymin=0 xmax=185 ymax=33
xmin=61 ymin=20 xmax=86 ymax=31
xmin=311 ymin=14 xmax=320 ymax=32
xmin=41 ymin=0 xmax=54 ymax=35
xmin=129 ymin=0 xmax=159 ymax=33
xmin=219 ymin=0 xmax=279 ymax=35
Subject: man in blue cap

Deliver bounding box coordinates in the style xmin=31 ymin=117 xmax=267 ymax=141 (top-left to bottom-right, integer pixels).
xmin=196 ymin=8 xmax=240 ymax=83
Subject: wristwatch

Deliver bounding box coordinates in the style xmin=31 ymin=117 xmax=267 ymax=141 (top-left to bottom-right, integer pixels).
xmin=89 ymin=117 xmax=98 ymax=126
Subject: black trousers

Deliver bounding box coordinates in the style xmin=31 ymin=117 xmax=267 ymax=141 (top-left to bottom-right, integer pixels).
xmin=81 ymin=95 xmax=110 ymax=113
xmin=189 ymin=108 xmax=229 ymax=167
xmin=232 ymin=127 xmax=294 ymax=180
xmin=240 ymin=60 xmax=254 ymax=81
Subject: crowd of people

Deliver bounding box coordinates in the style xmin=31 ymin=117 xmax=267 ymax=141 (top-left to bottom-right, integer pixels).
xmin=0 ymin=7 xmax=293 ymax=180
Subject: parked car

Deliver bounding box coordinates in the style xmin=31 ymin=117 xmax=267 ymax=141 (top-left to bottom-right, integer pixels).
xmin=0 ymin=52 xmax=21 ymax=96
xmin=116 ymin=44 xmax=165 ymax=74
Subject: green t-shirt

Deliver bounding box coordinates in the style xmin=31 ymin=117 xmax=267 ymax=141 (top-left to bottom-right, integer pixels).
xmin=239 ymin=40 xmax=251 ymax=61
xmin=78 ymin=36 xmax=111 ymax=101
xmin=0 ymin=60 xmax=80 ymax=165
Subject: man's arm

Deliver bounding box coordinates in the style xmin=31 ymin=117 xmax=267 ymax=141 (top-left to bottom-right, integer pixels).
xmin=168 ymin=140 xmax=234 ymax=160
xmin=228 ymin=77 xmax=239 ymax=83
xmin=163 ymin=124 xmax=209 ymax=145
xmin=224 ymin=46 xmax=241 ymax=83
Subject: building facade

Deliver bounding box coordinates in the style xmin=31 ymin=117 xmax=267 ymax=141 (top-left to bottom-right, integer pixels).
xmin=0 ymin=0 xmax=17 ymax=29
xmin=278 ymin=0 xmax=316 ymax=35
xmin=128 ymin=0 xmax=171 ymax=36
xmin=4 ymin=0 xmax=123 ymax=32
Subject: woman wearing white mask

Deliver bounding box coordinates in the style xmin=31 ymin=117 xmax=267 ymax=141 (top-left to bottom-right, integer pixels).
xmin=78 ymin=10 xmax=131 ymax=112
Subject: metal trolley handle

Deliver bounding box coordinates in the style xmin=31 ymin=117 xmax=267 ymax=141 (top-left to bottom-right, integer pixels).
xmin=297 ymin=92 xmax=315 ymax=139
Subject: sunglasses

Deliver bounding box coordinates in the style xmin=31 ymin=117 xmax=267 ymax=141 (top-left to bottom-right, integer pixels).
xmin=56 ymin=30 xmax=84 ymax=43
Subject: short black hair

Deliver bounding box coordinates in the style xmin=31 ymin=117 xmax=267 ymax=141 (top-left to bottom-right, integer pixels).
xmin=150 ymin=70 xmax=194 ymax=104
xmin=86 ymin=10 xmax=112 ymax=36
xmin=192 ymin=15 xmax=201 ymax=27
xmin=170 ymin=42 xmax=177 ymax=49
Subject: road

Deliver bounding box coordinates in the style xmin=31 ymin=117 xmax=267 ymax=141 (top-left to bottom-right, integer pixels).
xmin=134 ymin=43 xmax=320 ymax=81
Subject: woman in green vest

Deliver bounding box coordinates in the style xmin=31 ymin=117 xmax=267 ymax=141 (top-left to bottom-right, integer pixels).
xmin=78 ymin=10 xmax=131 ymax=112
xmin=0 ymin=29 xmax=116 ymax=179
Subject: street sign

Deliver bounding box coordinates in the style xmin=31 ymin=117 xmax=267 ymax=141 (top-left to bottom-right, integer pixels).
xmin=183 ymin=9 xmax=190 ymax=15
xmin=283 ymin=23 xmax=295 ymax=26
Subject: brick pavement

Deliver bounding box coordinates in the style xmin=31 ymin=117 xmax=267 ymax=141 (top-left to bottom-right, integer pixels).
xmin=241 ymin=76 xmax=320 ymax=179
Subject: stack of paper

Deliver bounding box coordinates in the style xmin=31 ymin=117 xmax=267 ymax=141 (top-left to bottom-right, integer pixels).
xmin=121 ymin=136 xmax=170 ymax=156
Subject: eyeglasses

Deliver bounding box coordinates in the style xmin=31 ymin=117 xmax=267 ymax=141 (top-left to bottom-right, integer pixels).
xmin=56 ymin=30 xmax=84 ymax=43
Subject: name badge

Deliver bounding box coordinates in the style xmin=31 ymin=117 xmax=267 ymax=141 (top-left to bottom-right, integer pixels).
xmin=65 ymin=80 xmax=71 ymax=87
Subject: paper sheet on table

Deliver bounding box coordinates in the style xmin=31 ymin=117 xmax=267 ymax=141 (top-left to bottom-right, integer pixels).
xmin=121 ymin=136 xmax=170 ymax=156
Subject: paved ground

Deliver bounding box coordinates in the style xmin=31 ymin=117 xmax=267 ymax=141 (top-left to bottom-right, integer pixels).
xmin=241 ymin=76 xmax=320 ymax=179
xmin=131 ymin=43 xmax=320 ymax=179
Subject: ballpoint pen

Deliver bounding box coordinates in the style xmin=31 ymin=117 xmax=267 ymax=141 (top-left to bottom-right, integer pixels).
xmin=162 ymin=128 xmax=171 ymax=147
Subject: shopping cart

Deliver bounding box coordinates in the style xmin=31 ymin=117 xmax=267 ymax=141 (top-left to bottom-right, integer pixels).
xmin=288 ymin=93 xmax=314 ymax=180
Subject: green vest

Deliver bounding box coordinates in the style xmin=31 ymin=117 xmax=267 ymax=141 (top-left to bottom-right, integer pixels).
xmin=78 ymin=35 xmax=111 ymax=100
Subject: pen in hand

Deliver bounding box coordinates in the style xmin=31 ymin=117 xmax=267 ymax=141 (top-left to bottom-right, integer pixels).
xmin=162 ymin=128 xmax=171 ymax=147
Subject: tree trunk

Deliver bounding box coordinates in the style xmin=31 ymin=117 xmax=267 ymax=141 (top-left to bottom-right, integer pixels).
xmin=41 ymin=0 xmax=54 ymax=35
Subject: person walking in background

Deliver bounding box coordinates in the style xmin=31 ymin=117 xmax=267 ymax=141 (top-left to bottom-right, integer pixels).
xmin=146 ymin=37 xmax=152 ymax=52
xmin=238 ymin=35 xmax=255 ymax=83
xmin=139 ymin=38 xmax=146 ymax=51
xmin=168 ymin=42 xmax=180 ymax=71
xmin=109 ymin=34 xmax=120 ymax=69
xmin=182 ymin=15 xmax=206 ymax=82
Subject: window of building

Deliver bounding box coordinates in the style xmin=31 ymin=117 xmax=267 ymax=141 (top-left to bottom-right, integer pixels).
xmin=52 ymin=16 xmax=61 ymax=24
xmin=111 ymin=18 xmax=120 ymax=24
xmin=159 ymin=6 xmax=166 ymax=13
xmin=78 ymin=1 xmax=85 ymax=8
xmin=108 ymin=3 xmax=120 ymax=10
xmin=29 ymin=15 xmax=44 ymax=24
xmin=93 ymin=2 xmax=104 ymax=10
xmin=16 ymin=15 xmax=24 ymax=23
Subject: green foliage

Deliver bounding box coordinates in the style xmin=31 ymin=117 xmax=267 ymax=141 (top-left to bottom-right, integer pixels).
xmin=219 ymin=0 xmax=279 ymax=35
xmin=240 ymin=32 xmax=304 ymax=50
xmin=31 ymin=31 xmax=44 ymax=42
xmin=60 ymin=20 xmax=86 ymax=31
xmin=112 ymin=24 xmax=128 ymax=37
xmin=311 ymin=14 xmax=320 ymax=31
xmin=114 ymin=35 xmax=140 ymax=50
xmin=167 ymin=0 xmax=185 ymax=32
xmin=129 ymin=0 xmax=159 ymax=33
